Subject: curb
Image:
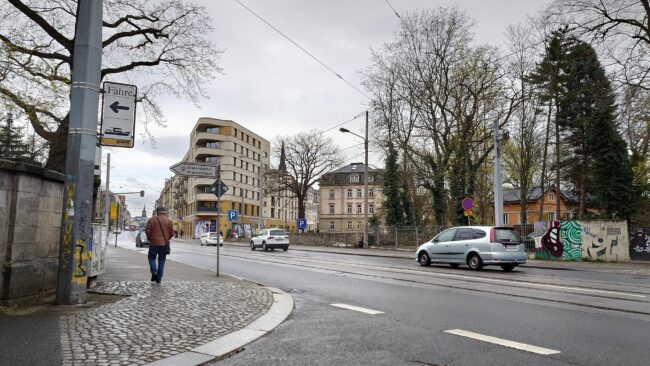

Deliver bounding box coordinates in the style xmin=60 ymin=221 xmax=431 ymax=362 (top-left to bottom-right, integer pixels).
xmin=143 ymin=287 xmax=293 ymax=366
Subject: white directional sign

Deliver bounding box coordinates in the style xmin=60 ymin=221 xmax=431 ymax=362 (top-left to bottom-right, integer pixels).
xmin=170 ymin=162 xmax=218 ymax=177
xmin=100 ymin=82 xmax=137 ymax=148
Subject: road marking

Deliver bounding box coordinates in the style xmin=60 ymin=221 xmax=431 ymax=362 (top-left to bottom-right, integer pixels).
xmin=330 ymin=303 xmax=384 ymax=315
xmin=444 ymin=329 xmax=561 ymax=355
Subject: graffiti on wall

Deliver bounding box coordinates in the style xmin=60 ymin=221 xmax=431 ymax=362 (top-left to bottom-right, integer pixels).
xmin=560 ymin=220 xmax=582 ymax=260
xmin=628 ymin=228 xmax=650 ymax=261
xmin=535 ymin=221 xmax=563 ymax=260
xmin=581 ymin=221 xmax=630 ymax=262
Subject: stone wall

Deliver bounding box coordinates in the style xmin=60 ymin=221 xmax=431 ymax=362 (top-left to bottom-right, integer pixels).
xmin=0 ymin=159 xmax=64 ymax=305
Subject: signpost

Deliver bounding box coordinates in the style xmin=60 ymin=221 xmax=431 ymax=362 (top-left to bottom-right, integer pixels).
xmin=170 ymin=162 xmax=217 ymax=178
xmin=462 ymin=198 xmax=474 ymax=225
xmin=297 ymin=218 xmax=307 ymax=231
xmin=100 ymin=82 xmax=137 ymax=148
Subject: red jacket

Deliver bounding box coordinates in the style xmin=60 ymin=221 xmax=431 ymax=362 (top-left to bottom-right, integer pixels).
xmin=145 ymin=214 xmax=174 ymax=246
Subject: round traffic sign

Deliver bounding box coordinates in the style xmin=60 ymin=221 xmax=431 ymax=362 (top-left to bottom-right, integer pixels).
xmin=462 ymin=198 xmax=474 ymax=211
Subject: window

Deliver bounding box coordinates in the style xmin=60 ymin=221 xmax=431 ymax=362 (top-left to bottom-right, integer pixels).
xmin=347 ymin=189 xmax=352 ymax=198
xmin=205 ymin=141 xmax=219 ymax=149
xmin=357 ymin=189 xmax=362 ymax=198
xmin=357 ymin=204 xmax=362 ymax=214
xmin=369 ymin=189 xmax=374 ymax=198
xmin=357 ymin=221 xmax=362 ymax=230
xmin=329 ymin=222 xmax=335 ymax=230
xmin=347 ymin=221 xmax=352 ymax=230
xmin=434 ymin=228 xmax=457 ymax=242
xmin=368 ymin=175 xmax=375 ymax=183
xmin=206 ymin=127 xmax=219 ymax=133
xmin=369 ymin=204 xmax=374 ymax=214
xmin=503 ymin=213 xmax=509 ymax=224
xmin=347 ymin=204 xmax=352 ymax=214
xmin=454 ymin=228 xmax=486 ymax=241
xmin=329 ymin=204 xmax=335 ymax=214
xmin=350 ymin=174 xmax=360 ymax=183
xmin=205 ymin=156 xmax=219 ymax=164
xmin=545 ymin=211 xmax=556 ymax=222
xmin=548 ymin=193 xmax=555 ymax=202
xmin=234 ymin=142 xmax=237 ymax=151
xmin=329 ymin=190 xmax=335 ymax=199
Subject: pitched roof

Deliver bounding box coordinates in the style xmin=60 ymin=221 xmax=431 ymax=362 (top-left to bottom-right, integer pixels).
xmin=502 ymin=187 xmax=586 ymax=204
xmin=327 ymin=163 xmax=382 ymax=174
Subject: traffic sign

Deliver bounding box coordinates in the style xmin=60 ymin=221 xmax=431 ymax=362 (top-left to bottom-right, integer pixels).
xmin=100 ymin=82 xmax=137 ymax=148
xmin=170 ymin=162 xmax=217 ymax=177
xmin=227 ymin=210 xmax=238 ymax=222
xmin=297 ymin=218 xmax=307 ymax=230
xmin=464 ymin=209 xmax=473 ymax=217
xmin=210 ymin=180 xmax=228 ymax=198
xmin=462 ymin=197 xmax=474 ymax=211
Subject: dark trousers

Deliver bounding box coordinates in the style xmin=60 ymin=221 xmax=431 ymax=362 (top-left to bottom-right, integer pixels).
xmin=148 ymin=246 xmax=167 ymax=281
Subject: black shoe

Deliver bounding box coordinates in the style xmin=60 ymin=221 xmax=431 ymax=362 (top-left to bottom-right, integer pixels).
xmin=155 ymin=279 xmax=161 ymax=284
xmin=151 ymin=273 xmax=157 ymax=282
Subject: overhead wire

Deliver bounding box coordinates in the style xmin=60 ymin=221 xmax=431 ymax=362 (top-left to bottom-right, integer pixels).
xmin=322 ymin=111 xmax=366 ymax=133
xmin=232 ymin=0 xmax=370 ymax=100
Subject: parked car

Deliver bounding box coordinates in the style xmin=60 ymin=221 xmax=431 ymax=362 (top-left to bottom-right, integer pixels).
xmin=250 ymin=228 xmax=289 ymax=251
xmin=415 ymin=226 xmax=526 ymax=271
xmin=135 ymin=230 xmax=149 ymax=248
xmin=200 ymin=232 xmax=223 ymax=246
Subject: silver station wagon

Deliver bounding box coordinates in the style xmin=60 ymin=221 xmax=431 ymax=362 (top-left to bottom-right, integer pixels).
xmin=415 ymin=226 xmax=526 ymax=271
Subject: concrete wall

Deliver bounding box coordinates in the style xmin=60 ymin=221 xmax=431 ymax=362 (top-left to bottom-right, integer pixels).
xmin=0 ymin=159 xmax=64 ymax=305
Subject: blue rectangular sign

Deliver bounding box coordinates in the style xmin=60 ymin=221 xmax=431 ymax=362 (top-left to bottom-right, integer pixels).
xmin=297 ymin=218 xmax=307 ymax=230
xmin=227 ymin=210 xmax=238 ymax=222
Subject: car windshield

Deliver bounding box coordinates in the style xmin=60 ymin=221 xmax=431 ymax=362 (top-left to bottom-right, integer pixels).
xmin=494 ymin=228 xmax=521 ymax=244
xmin=209 ymin=233 xmax=220 ymax=238
xmin=270 ymin=230 xmax=286 ymax=236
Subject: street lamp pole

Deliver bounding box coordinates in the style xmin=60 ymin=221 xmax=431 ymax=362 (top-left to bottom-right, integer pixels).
xmin=340 ymin=110 xmax=369 ymax=249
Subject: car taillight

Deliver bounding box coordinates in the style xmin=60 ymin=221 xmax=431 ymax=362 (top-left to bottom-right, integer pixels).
xmin=490 ymin=227 xmax=495 ymax=243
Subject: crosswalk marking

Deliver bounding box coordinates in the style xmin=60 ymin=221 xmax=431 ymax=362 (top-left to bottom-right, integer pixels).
xmin=330 ymin=303 xmax=384 ymax=315
xmin=444 ymin=329 xmax=561 ymax=355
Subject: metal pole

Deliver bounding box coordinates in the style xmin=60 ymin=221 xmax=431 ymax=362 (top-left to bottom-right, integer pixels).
xmin=493 ymin=120 xmax=504 ymax=226
xmin=259 ymin=160 xmax=264 ymax=233
xmin=56 ymin=0 xmax=102 ymax=305
xmin=363 ymin=111 xmax=369 ymax=248
xmin=216 ymin=165 xmax=220 ymax=277
xmin=105 ymin=153 xmax=110 ymax=239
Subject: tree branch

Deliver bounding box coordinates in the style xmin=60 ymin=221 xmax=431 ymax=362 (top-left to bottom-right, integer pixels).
xmin=7 ymin=0 xmax=73 ymax=51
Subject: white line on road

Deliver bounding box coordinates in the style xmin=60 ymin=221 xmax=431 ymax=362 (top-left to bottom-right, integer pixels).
xmin=444 ymin=329 xmax=561 ymax=355
xmin=330 ymin=303 xmax=384 ymax=315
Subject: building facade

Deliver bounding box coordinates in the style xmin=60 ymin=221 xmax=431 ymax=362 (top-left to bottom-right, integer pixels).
xmin=263 ymin=168 xmax=299 ymax=232
xmin=318 ymin=163 xmax=384 ymax=232
xmin=158 ymin=118 xmax=271 ymax=239
xmin=305 ymin=187 xmax=319 ymax=232
xmin=501 ymin=187 xmax=584 ymax=225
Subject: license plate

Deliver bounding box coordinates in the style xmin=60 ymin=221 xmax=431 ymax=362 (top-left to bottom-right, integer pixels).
xmin=505 ymin=245 xmax=519 ymax=252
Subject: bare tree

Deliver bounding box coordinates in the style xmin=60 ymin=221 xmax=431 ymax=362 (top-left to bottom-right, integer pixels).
xmin=547 ymin=0 xmax=650 ymax=89
xmin=0 ymin=0 xmax=222 ymax=172
xmin=270 ymin=130 xmax=343 ymax=219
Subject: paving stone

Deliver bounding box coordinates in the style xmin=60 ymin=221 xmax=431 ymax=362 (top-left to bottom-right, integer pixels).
xmin=59 ymin=280 xmax=272 ymax=365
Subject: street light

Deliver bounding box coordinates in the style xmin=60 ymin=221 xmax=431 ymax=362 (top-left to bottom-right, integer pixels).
xmin=339 ymin=111 xmax=369 ymax=248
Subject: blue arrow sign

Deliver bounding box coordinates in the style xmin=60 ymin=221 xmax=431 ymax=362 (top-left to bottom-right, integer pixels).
xmin=227 ymin=210 xmax=238 ymax=222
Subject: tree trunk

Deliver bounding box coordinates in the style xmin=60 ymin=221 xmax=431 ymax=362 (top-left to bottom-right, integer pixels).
xmin=44 ymin=119 xmax=68 ymax=173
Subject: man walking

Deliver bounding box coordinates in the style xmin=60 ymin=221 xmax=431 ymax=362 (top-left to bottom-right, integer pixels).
xmin=145 ymin=207 xmax=174 ymax=283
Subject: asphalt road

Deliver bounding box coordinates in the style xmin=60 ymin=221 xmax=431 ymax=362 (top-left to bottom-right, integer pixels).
xmin=116 ymin=232 xmax=650 ymax=366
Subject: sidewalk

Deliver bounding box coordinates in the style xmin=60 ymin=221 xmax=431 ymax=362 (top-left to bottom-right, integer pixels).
xmin=1 ymin=245 xmax=293 ymax=366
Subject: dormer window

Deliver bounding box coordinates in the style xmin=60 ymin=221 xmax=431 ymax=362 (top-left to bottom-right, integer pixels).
xmin=350 ymin=174 xmax=360 ymax=183
xmin=548 ymin=193 xmax=555 ymax=202
xmin=351 ymin=165 xmax=357 ymax=170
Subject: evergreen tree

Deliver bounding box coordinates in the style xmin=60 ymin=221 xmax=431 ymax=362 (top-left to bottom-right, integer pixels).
xmin=0 ymin=114 xmax=29 ymax=161
xmin=383 ymin=143 xmax=403 ymax=226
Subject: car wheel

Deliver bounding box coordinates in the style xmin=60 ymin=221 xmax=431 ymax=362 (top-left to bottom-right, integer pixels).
xmin=283 ymin=247 xmax=288 ymax=251
xmin=250 ymin=241 xmax=256 ymax=251
xmin=200 ymin=241 xmax=203 ymax=246
xmin=262 ymin=242 xmax=268 ymax=251
xmin=467 ymin=253 xmax=483 ymax=270
xmin=418 ymin=251 xmax=431 ymax=267
xmin=271 ymin=247 xmax=275 ymax=251
xmin=500 ymin=264 xmax=515 ymax=272
xmin=450 ymin=263 xmax=460 ymax=269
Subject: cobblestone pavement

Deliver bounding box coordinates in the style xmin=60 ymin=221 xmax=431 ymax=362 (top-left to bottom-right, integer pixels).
xmin=59 ymin=281 xmax=273 ymax=366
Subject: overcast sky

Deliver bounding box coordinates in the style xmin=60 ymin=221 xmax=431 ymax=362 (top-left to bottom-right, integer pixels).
xmin=104 ymin=0 xmax=551 ymax=216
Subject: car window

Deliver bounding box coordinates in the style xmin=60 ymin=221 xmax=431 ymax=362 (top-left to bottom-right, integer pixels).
xmin=494 ymin=228 xmax=521 ymax=243
xmin=260 ymin=230 xmax=267 ymax=236
xmin=270 ymin=230 xmax=286 ymax=236
xmin=453 ymin=228 xmax=484 ymax=241
xmin=434 ymin=228 xmax=456 ymax=242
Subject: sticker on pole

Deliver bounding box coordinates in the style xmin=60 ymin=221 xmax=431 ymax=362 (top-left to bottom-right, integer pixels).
xmin=100 ymin=82 xmax=137 ymax=148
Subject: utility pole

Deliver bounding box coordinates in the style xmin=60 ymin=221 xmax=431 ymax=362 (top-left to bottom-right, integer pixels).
xmin=259 ymin=160 xmax=264 ymax=232
xmin=56 ymin=0 xmax=102 ymax=305
xmin=493 ymin=120 xmax=504 ymax=226
xmin=363 ymin=111 xmax=369 ymax=248
xmin=216 ymin=165 xmax=221 ymax=277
